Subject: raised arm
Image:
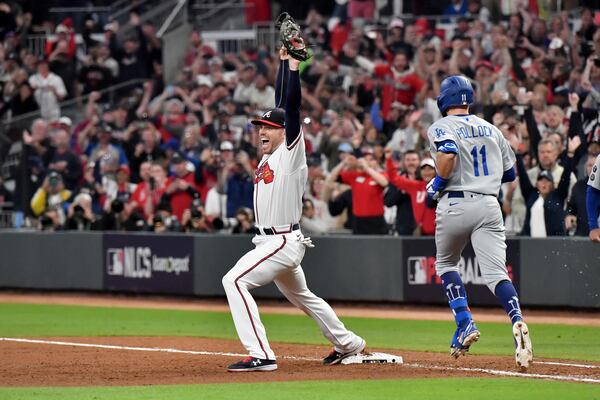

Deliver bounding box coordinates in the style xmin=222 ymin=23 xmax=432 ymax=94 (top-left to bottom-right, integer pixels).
xmin=523 ymin=106 xmax=541 ymax=160
xmin=515 ymin=154 xmax=534 ymax=199
xmin=557 ymin=137 xmax=580 ymax=201
xmin=275 ymin=48 xmax=289 ymax=108
xmin=285 ymin=57 xmax=302 ymax=147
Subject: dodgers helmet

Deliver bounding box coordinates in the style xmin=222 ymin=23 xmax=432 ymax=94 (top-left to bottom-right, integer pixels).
xmin=436 ymin=75 xmax=474 ymax=115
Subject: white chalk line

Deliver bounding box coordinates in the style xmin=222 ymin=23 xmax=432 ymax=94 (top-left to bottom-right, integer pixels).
xmin=0 ymin=338 xmax=319 ymax=362
xmin=404 ymin=363 xmax=600 ymax=384
xmin=1 ymin=337 xmax=599 ymax=384
xmin=537 ymin=361 xmax=600 ymax=369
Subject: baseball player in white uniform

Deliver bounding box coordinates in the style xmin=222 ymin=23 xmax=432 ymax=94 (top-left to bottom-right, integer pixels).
xmin=426 ymin=76 xmax=533 ymax=370
xmin=223 ymin=49 xmax=365 ymax=372
xmin=587 ymin=154 xmax=600 ymax=243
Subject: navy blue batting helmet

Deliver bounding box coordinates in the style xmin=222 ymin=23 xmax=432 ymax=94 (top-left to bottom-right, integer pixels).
xmin=437 ymin=75 xmax=474 ymax=115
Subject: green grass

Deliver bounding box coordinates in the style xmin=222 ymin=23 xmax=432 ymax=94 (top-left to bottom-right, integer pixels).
xmin=1 ymin=303 xmax=599 ymax=361
xmin=1 ymin=378 xmax=599 ymax=400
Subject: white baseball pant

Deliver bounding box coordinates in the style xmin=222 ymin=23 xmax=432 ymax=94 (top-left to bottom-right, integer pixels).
xmin=222 ymin=230 xmax=363 ymax=360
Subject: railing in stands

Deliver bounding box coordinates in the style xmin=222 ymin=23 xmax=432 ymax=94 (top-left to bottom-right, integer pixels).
xmin=107 ymin=0 xmax=154 ymax=25
xmin=156 ymin=0 xmax=188 ymax=38
xmin=0 ymin=77 xmax=147 ymax=179
xmin=0 ymin=210 xmax=14 ymax=229
xmin=118 ymin=0 xmax=182 ymax=37
xmin=1 ymin=78 xmax=147 ymax=133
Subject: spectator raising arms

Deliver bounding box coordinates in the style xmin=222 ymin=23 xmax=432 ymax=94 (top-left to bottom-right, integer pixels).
xmin=516 ymin=136 xmax=581 ymax=237
xmin=332 ymin=148 xmax=389 ymax=234
xmin=1 ymin=2 xmax=598 ymax=238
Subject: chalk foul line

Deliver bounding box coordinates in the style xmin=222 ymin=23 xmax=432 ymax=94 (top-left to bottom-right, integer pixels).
xmin=0 ymin=337 xmax=319 ymax=362
xmin=1 ymin=337 xmax=598 ymax=384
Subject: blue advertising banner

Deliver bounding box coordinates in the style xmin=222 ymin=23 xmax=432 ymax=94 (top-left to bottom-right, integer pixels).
xmin=103 ymin=233 xmax=194 ymax=294
xmin=402 ymin=239 xmax=520 ymax=305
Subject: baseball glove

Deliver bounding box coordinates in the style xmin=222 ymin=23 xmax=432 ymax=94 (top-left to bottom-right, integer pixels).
xmin=276 ymin=12 xmax=311 ymax=61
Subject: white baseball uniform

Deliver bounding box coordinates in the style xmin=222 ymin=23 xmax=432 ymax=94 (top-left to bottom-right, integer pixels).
xmin=222 ymin=128 xmax=363 ymax=360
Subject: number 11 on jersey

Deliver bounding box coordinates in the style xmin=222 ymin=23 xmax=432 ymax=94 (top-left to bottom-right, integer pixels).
xmin=470 ymin=145 xmax=489 ymax=177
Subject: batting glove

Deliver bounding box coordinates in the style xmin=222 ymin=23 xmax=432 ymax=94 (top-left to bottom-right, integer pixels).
xmin=300 ymin=236 xmax=315 ymax=248
xmin=426 ymin=175 xmax=448 ymax=201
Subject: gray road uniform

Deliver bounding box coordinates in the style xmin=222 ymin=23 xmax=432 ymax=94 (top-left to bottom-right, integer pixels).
xmin=428 ymin=114 xmax=516 ymax=292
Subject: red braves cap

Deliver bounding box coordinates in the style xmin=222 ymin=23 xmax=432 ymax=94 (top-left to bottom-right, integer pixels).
xmin=251 ymin=108 xmax=285 ymax=128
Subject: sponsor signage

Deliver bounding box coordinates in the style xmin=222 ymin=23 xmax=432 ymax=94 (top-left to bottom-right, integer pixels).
xmin=402 ymin=239 xmax=520 ymax=305
xmin=103 ymin=234 xmax=194 ymax=294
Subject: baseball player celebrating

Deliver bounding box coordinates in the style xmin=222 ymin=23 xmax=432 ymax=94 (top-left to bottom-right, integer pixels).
xmin=426 ymin=76 xmax=533 ymax=370
xmin=587 ymin=154 xmax=600 ymax=243
xmin=222 ymin=49 xmax=365 ymax=372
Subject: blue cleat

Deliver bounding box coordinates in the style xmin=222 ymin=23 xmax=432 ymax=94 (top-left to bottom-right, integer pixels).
xmin=450 ymin=319 xmax=480 ymax=358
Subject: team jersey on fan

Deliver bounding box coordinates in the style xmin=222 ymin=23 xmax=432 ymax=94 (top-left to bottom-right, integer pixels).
xmin=588 ymin=154 xmax=600 ymax=190
xmin=253 ymin=129 xmax=307 ymax=227
xmin=427 ymin=114 xmax=515 ymax=196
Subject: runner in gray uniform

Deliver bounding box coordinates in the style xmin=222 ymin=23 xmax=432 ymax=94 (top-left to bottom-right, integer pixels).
xmin=426 ymin=75 xmax=533 ymax=370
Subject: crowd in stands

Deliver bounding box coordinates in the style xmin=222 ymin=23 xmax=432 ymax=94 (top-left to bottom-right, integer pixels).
xmin=0 ymin=0 xmax=599 ymax=237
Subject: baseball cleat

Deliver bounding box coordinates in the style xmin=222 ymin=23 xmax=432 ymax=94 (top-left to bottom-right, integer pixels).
xmin=323 ymin=338 xmax=366 ymax=365
xmin=450 ymin=320 xmax=480 ymax=358
xmin=227 ymin=356 xmax=277 ymax=372
xmin=513 ymin=321 xmax=533 ymax=371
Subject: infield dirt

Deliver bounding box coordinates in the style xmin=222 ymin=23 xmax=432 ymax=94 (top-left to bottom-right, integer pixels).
xmin=1 ymin=292 xmax=599 ymax=387
xmin=2 ymin=336 xmax=600 ymax=387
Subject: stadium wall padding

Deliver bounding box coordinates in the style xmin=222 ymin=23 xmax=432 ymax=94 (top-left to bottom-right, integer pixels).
xmin=518 ymin=238 xmax=600 ymax=308
xmin=0 ymin=232 xmax=103 ymax=290
xmin=0 ymin=232 xmax=598 ymax=308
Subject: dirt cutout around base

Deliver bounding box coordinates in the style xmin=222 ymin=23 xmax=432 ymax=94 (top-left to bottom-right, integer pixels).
xmin=1 ymin=336 xmax=599 ymax=387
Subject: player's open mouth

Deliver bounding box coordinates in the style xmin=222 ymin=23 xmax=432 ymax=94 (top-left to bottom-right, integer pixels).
xmin=261 ymin=138 xmax=269 ymax=148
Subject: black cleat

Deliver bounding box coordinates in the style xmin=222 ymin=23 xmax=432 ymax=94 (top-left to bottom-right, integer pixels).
xmin=322 ymin=339 xmax=366 ymax=365
xmin=227 ymin=356 xmax=277 ymax=372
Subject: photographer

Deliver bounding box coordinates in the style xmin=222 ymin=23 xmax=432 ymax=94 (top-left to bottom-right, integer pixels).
xmin=30 ymin=172 xmax=71 ymax=224
xmin=38 ymin=210 xmax=63 ymax=232
xmin=149 ymin=199 xmax=181 ymax=233
xmin=97 ymin=197 xmax=146 ymax=231
xmin=231 ymin=207 xmax=255 ymax=234
xmin=64 ymin=193 xmax=96 ymax=231
xmin=103 ymin=165 xmax=137 ymax=213
xmin=181 ymin=200 xmax=212 ymax=233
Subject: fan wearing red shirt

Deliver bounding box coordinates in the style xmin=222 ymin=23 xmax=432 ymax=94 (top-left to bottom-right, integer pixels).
xmin=331 ymin=149 xmax=389 ymax=234
xmin=356 ymin=51 xmax=424 ymax=119
xmin=129 ymin=162 xmax=167 ymax=220
xmin=164 ymin=152 xmax=200 ymax=221
xmin=386 ymin=152 xmax=437 ymax=236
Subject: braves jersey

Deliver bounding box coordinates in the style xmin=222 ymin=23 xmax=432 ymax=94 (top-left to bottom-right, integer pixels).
xmin=588 ymin=154 xmax=600 ymax=190
xmin=253 ymin=129 xmax=307 ymax=227
xmin=428 ymin=114 xmax=515 ymax=196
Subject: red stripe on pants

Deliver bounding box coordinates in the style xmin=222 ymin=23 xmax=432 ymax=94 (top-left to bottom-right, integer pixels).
xmin=234 ymin=236 xmax=287 ymax=360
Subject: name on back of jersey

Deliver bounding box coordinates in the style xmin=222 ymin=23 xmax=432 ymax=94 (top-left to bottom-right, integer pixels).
xmin=455 ymin=125 xmax=493 ymax=140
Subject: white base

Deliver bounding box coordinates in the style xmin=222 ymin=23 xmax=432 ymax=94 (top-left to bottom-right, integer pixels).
xmin=341 ymin=352 xmax=403 ymax=365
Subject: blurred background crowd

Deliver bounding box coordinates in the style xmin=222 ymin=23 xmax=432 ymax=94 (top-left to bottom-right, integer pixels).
xmin=0 ymin=0 xmax=599 ymax=236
